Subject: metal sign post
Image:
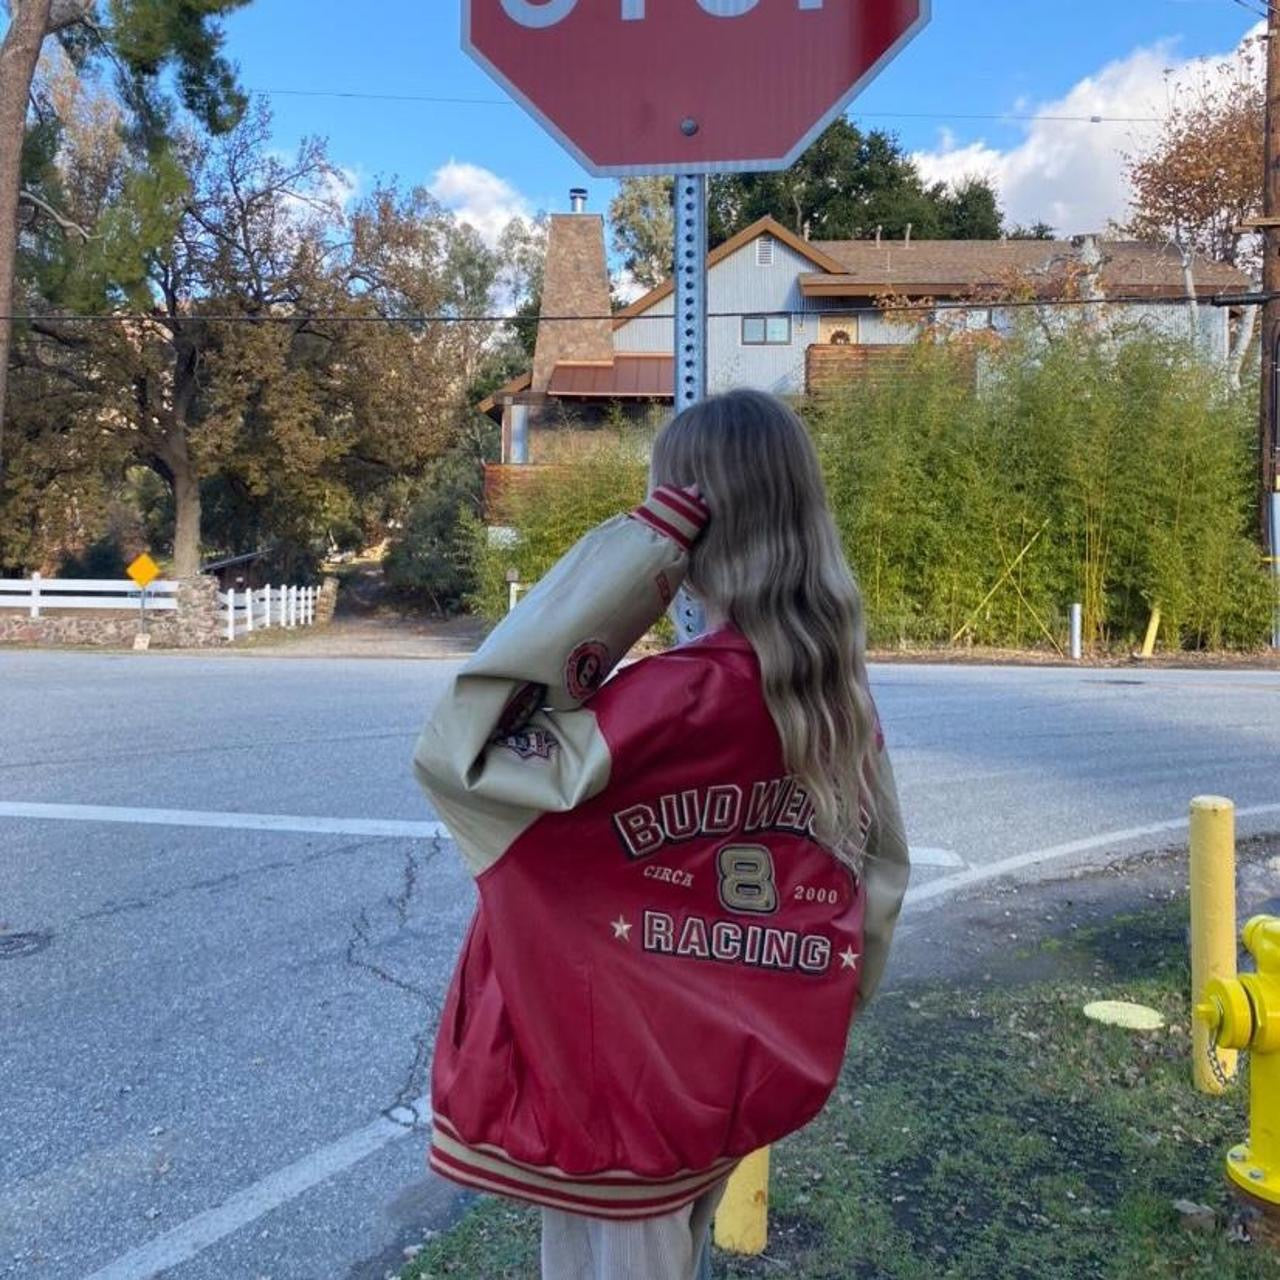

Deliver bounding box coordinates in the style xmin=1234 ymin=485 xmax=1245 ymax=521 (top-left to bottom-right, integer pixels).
xmin=672 ymin=172 xmax=709 ymax=644
xmin=674 ymin=173 xmax=707 ymax=412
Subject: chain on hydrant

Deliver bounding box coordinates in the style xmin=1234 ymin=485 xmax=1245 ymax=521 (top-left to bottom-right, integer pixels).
xmin=1195 ymin=916 xmax=1280 ymax=1205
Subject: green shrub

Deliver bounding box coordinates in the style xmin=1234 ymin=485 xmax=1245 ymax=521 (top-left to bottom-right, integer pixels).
xmin=809 ymin=324 xmax=1272 ymax=651
xmin=385 ymin=446 xmax=486 ymax=615
xmin=468 ymin=426 xmax=651 ymax=619
xmin=473 ymin=327 xmax=1273 ymax=651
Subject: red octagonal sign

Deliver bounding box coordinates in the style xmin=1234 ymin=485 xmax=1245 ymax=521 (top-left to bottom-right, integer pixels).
xmin=463 ymin=0 xmax=931 ymax=176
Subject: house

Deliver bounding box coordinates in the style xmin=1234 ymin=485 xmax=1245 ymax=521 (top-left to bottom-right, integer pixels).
xmin=481 ymin=196 xmax=1250 ymax=483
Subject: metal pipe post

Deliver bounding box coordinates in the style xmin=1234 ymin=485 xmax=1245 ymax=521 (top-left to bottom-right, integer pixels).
xmin=1190 ymin=795 xmax=1238 ymax=1094
xmin=1069 ymin=602 xmax=1082 ymax=661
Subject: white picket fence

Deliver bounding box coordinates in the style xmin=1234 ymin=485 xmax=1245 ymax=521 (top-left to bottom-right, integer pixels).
xmin=219 ymin=584 xmax=319 ymax=641
xmin=0 ymin=574 xmax=179 ymax=615
xmin=0 ymin=574 xmax=320 ymax=644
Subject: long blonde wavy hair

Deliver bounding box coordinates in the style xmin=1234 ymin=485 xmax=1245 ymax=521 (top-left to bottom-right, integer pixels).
xmin=651 ymin=389 xmax=881 ymax=870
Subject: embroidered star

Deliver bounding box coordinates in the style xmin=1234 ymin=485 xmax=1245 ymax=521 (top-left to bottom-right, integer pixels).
xmin=611 ymin=916 xmax=633 ymax=942
xmin=839 ymin=947 xmax=861 ymax=971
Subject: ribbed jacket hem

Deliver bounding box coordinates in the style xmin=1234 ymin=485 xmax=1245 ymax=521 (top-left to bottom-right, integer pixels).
xmin=429 ymin=1114 xmax=737 ymax=1219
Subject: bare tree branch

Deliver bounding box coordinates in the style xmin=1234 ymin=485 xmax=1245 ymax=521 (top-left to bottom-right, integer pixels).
xmin=19 ymin=188 xmax=98 ymax=240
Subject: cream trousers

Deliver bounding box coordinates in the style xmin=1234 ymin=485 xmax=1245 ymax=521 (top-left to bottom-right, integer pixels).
xmin=539 ymin=1179 xmax=727 ymax=1280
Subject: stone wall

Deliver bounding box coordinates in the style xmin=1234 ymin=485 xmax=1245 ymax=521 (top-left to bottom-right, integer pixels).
xmin=0 ymin=576 xmax=224 ymax=649
xmin=315 ymin=576 xmax=340 ymax=626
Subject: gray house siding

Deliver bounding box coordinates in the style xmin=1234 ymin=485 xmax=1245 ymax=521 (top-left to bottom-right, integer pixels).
xmin=615 ymin=237 xmax=824 ymax=395
xmin=613 ymin=231 xmax=1234 ymax=394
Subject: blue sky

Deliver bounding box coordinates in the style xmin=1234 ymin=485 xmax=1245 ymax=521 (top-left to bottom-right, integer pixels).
xmin=222 ymin=1 xmax=1259 ymax=220
xmin=0 ymin=2 xmax=1258 ymax=246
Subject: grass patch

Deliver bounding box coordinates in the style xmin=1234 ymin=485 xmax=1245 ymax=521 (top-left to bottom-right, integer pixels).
xmin=402 ymin=900 xmax=1271 ymax=1279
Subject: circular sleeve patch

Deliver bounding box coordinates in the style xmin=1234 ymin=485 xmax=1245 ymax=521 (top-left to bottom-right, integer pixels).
xmin=565 ymin=640 xmax=610 ymax=701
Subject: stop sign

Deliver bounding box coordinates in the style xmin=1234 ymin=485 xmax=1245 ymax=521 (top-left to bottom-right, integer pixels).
xmin=463 ymin=0 xmax=930 ymax=176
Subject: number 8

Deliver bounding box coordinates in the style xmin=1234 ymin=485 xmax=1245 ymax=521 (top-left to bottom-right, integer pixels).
xmin=717 ymin=844 xmax=778 ymax=915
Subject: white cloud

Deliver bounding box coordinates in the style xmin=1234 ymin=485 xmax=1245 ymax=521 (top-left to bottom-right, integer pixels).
xmin=912 ymin=23 xmax=1265 ymax=237
xmin=611 ymin=266 xmax=648 ymax=304
xmin=321 ymin=165 xmax=361 ymax=212
xmin=429 ymin=161 xmax=532 ymax=246
xmin=275 ymin=158 xmax=360 ymax=227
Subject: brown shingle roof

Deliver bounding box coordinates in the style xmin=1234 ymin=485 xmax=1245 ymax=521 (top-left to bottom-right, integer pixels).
xmin=803 ymin=239 xmax=1248 ymax=298
xmin=613 ymin=217 xmax=846 ymax=326
xmin=546 ymin=354 xmax=673 ymax=399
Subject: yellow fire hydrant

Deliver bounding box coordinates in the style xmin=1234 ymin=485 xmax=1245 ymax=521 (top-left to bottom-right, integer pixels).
xmin=1196 ymin=916 xmax=1280 ymax=1206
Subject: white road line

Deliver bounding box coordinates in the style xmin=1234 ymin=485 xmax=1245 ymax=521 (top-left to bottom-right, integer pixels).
xmin=18 ymin=795 xmax=1280 ymax=1277
xmin=0 ymin=801 xmax=447 ymax=841
xmin=83 ymin=1096 xmax=431 ymax=1280
xmin=904 ymin=802 xmax=1280 ymax=909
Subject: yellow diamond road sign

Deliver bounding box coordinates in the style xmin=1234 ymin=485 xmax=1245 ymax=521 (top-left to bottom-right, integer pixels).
xmin=127 ymin=554 xmax=160 ymax=590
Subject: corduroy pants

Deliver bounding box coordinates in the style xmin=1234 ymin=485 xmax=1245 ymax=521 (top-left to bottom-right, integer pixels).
xmin=539 ymin=1179 xmax=727 ymax=1280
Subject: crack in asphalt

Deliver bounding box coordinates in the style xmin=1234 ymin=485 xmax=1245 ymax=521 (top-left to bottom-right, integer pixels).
xmin=343 ymin=838 xmax=447 ymax=1128
xmin=71 ymin=838 xmax=382 ymax=925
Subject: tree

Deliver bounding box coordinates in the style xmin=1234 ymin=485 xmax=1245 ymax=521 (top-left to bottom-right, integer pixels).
xmin=706 ymin=120 xmax=1003 ymax=244
xmin=1122 ymin=38 xmax=1263 ymax=388
xmin=609 ymin=121 xmax=1005 ymax=279
xmin=496 ymin=213 xmax=546 ymax=358
xmin=608 ymin=176 xmax=673 ymax=290
xmin=936 ymin=176 xmax=1004 ymax=240
xmin=1008 ymin=221 xmax=1056 ymax=241
xmin=9 ymin=105 xmax=467 ymax=575
xmin=1123 ymin=37 xmax=1264 ymax=273
xmin=0 ymin=0 xmax=249 ymax=477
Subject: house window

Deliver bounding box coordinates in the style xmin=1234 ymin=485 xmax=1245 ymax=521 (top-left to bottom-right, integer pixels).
xmin=742 ymin=315 xmax=791 ymax=345
xmin=756 ymin=236 xmax=775 ymax=266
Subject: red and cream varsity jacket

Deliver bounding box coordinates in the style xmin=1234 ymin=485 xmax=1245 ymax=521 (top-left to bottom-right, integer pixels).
xmin=413 ymin=487 xmax=910 ymax=1220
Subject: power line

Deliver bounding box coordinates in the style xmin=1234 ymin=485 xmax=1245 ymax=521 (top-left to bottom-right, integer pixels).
xmin=1225 ymin=0 xmax=1272 ymax=20
xmin=250 ymin=87 xmax=1163 ymax=128
xmin=7 ymin=292 xmax=1263 ymax=327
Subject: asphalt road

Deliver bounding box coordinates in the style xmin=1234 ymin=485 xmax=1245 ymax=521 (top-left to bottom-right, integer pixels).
xmin=2 ymin=651 xmax=1279 ymax=1280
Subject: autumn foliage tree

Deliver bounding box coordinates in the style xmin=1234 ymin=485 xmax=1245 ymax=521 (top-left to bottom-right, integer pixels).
xmin=4 ymin=101 xmax=493 ymax=575
xmin=1124 ymin=37 xmax=1264 ymax=273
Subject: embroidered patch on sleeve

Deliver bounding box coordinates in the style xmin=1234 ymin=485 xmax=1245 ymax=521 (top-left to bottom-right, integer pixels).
xmin=565 ymin=640 xmax=610 ymax=701
xmin=495 ymin=728 xmax=558 ymax=761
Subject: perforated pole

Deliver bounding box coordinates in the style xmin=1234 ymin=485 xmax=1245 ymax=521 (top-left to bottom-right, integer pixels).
xmin=674 ymin=173 xmax=707 ymax=412
xmin=672 ymin=173 xmax=709 ymax=644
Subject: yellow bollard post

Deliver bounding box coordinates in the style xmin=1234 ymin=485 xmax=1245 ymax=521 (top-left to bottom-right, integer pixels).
xmin=714 ymin=1147 xmax=769 ymax=1256
xmin=1140 ymin=607 xmax=1162 ymax=659
xmin=1190 ymin=795 xmax=1238 ymax=1094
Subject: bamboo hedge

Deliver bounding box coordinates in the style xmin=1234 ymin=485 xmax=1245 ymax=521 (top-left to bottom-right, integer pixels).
xmin=471 ymin=326 xmax=1274 ymax=651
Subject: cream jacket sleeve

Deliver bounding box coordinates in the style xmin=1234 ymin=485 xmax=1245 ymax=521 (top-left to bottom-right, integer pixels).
xmin=413 ymin=487 xmax=710 ymax=875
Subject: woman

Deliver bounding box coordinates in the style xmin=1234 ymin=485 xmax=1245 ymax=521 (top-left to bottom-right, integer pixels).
xmin=413 ymin=389 xmax=910 ymax=1279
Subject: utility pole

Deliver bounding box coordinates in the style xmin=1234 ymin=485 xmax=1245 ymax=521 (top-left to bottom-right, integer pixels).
xmin=1262 ymin=3 xmax=1280 ymax=539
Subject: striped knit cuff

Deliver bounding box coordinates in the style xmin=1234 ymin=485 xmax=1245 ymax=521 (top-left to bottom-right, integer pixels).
xmin=630 ymin=486 xmax=711 ymax=552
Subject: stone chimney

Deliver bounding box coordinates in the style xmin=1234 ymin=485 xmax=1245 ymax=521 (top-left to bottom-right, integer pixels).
xmin=531 ymin=190 xmax=614 ymax=392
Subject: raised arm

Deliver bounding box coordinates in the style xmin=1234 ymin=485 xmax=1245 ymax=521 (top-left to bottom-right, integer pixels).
xmin=413 ymin=487 xmax=710 ymax=874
